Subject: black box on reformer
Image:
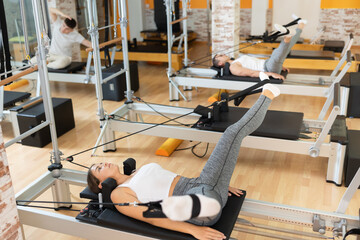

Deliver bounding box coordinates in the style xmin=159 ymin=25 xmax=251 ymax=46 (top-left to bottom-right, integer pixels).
xmin=17 ymin=98 xmax=75 ymax=148
xmin=347 ymin=72 xmax=360 ymax=118
xmin=345 ymin=130 xmax=360 ymax=187
xmin=323 ymin=40 xmax=345 ymax=53
xmin=101 ymin=62 xmax=139 ymax=101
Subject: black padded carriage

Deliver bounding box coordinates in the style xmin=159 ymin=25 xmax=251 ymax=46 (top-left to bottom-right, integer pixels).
xmin=3 ymin=91 xmax=31 ymax=108
xmin=288 ymin=50 xmax=335 ymax=60
xmin=194 ymin=106 xmax=304 ymax=140
xmin=47 ymin=62 xmax=86 ymax=73
xmin=323 ymin=40 xmax=345 ymax=53
xmin=129 ymin=44 xmax=168 ymax=53
xmin=77 ymin=186 xmax=245 ymax=240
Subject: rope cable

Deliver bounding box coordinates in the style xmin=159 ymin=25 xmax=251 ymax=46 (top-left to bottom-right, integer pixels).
xmin=66 ymin=105 xmax=196 ymax=159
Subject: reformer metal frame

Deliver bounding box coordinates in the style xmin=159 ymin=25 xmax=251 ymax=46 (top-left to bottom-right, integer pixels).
xmin=15 ymin=1 xmax=360 ymax=240
xmin=15 ymin=166 xmax=360 ymax=240
xmin=99 ymin=82 xmax=345 ymax=183
xmin=165 ymin=0 xmax=354 ymax=104
xmin=170 ymin=50 xmax=352 ymax=104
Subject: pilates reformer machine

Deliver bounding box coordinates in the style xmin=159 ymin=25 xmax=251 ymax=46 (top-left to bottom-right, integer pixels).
xmin=242 ymin=17 xmax=359 ymax=71
xmin=163 ymin=4 xmax=355 ymax=103
xmin=0 ymin=66 xmax=37 ymax=138
xmin=12 ymin=0 xmax=360 ymax=239
xmin=0 ymin=2 xmax=33 ymax=138
xmin=15 ymin=1 xmax=126 ymax=87
xmin=78 ymin=0 xmax=190 ymax=72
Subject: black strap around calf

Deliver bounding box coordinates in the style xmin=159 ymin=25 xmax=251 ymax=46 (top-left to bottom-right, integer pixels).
xmin=190 ymin=194 xmax=201 ymax=219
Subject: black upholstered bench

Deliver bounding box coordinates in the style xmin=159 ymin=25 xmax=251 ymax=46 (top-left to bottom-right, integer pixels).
xmin=47 ymin=62 xmax=86 ymax=73
xmin=194 ymin=106 xmax=304 ymax=140
xmin=288 ymin=50 xmax=335 ymax=60
xmin=3 ymin=91 xmax=31 ymax=108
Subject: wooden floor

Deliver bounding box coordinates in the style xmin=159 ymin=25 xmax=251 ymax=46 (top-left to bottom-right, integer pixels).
xmin=2 ymin=42 xmax=360 ymax=240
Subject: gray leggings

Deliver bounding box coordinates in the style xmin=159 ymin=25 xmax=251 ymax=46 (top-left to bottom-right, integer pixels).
xmin=173 ymin=95 xmax=272 ymax=225
xmin=264 ymin=28 xmax=302 ymax=74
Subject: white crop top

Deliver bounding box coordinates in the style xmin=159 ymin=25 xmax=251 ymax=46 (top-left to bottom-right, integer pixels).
xmin=232 ymin=54 xmax=266 ymax=71
xmin=117 ymin=163 xmax=177 ymax=202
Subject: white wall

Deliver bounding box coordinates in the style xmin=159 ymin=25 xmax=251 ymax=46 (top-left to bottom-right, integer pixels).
xmin=251 ymin=0 xmax=268 ymax=35
xmin=128 ymin=0 xmax=145 ymax=41
xmin=272 ymin=0 xmax=321 ymax=39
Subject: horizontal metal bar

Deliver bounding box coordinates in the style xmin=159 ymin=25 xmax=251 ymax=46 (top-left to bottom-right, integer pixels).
xmin=58 ymin=169 xmax=88 ymax=186
xmin=236 ymin=221 xmax=329 ymax=239
xmin=97 ymin=22 xmax=121 ymax=31
xmin=102 ymin=68 xmax=126 ymax=83
xmin=108 ymin=120 xmax=331 ymax=157
xmin=5 ymin=120 xmax=50 ymax=147
xmin=241 ymin=199 xmax=359 ymax=230
xmin=173 ymin=34 xmax=183 ymax=42
xmin=173 ymin=76 xmax=330 ymax=97
xmin=18 ymin=207 xmax=156 ymax=240
xmin=15 ymin=171 xmax=54 ymax=201
xmin=22 ymin=71 xmax=95 ymax=84
xmin=0 ymin=63 xmax=36 ymax=78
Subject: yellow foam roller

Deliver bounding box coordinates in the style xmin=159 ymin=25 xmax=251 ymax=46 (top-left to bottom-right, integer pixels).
xmin=155 ymin=138 xmax=183 ymax=157
xmin=208 ymin=89 xmax=228 ymax=103
xmin=4 ymin=79 xmax=29 ymax=90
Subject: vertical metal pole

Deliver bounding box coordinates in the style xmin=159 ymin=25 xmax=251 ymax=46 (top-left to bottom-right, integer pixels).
xmin=206 ymin=0 xmax=211 ymax=48
xmin=32 ymin=0 xmax=70 ymax=208
xmin=87 ymin=0 xmax=116 ymax=151
xmin=31 ymin=0 xmax=61 ymax=164
xmin=113 ymin=0 xmax=118 ymax=38
xmin=183 ymin=0 xmax=188 ymax=67
xmin=40 ymin=0 xmax=49 ymax=34
xmin=19 ymin=0 xmax=30 ymax=59
xmin=118 ymin=0 xmax=132 ymax=102
xmin=165 ymin=0 xmax=173 ymax=75
xmin=165 ymin=0 xmax=175 ymax=100
xmin=87 ymin=0 xmax=105 ymax=116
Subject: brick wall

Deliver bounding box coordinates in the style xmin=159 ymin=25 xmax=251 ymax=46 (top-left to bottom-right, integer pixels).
xmin=318 ymin=8 xmax=360 ymax=45
xmin=144 ymin=7 xmax=272 ymax=42
xmin=212 ymin=0 xmax=240 ymax=58
xmin=187 ymin=9 xmax=210 ymax=42
xmin=266 ymin=8 xmax=273 ymax=33
xmin=240 ymin=9 xmax=251 ymax=38
xmin=0 ymin=127 xmax=23 ymax=240
xmin=144 ymin=8 xmax=210 ymax=42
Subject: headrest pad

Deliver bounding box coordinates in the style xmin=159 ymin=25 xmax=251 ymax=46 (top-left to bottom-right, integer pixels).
xmin=211 ymin=62 xmax=231 ymax=77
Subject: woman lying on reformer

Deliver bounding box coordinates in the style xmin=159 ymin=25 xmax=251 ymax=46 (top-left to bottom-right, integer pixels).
xmin=87 ymin=77 xmax=280 ymax=240
xmin=213 ymin=20 xmax=307 ymax=80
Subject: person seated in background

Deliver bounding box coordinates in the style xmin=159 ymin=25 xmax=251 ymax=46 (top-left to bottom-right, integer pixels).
xmin=31 ymin=8 xmax=91 ymax=69
xmin=87 ymin=81 xmax=281 ymax=240
xmin=212 ymin=21 xmax=307 ymax=80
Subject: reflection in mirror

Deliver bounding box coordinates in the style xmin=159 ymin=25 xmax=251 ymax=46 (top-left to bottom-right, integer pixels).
xmin=3 ymin=0 xmax=37 ymax=62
